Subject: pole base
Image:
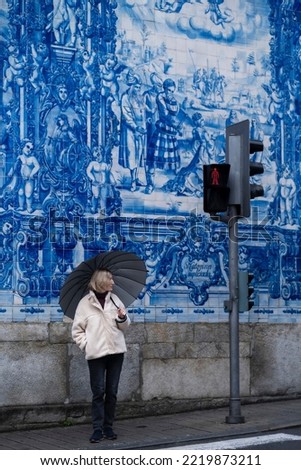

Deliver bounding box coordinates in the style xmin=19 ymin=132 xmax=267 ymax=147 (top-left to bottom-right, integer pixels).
xmin=225 ymin=415 xmax=245 ymax=424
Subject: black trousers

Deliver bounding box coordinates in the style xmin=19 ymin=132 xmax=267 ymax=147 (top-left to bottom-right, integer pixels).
xmin=87 ymin=353 xmax=124 ymax=431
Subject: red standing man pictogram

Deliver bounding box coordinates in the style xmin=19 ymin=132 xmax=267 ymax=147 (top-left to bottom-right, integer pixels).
xmin=211 ymin=167 xmax=220 ymax=185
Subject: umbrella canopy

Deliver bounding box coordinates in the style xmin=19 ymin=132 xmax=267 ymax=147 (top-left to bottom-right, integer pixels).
xmin=59 ymin=250 xmax=147 ymax=319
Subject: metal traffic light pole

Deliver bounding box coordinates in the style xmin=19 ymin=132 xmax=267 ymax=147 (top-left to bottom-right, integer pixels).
xmin=224 ymin=119 xmax=264 ymax=423
xmin=225 ymin=204 xmax=245 ymax=424
xmin=205 ymin=119 xmax=264 ymax=425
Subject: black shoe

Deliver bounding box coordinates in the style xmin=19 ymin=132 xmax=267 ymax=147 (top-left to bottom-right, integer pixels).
xmin=104 ymin=427 xmax=117 ymax=440
xmin=89 ymin=429 xmax=104 ymax=443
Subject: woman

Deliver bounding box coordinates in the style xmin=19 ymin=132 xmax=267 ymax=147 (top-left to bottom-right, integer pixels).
xmin=72 ymin=270 xmax=130 ymax=443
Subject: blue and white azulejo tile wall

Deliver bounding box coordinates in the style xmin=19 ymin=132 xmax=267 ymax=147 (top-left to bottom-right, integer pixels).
xmin=0 ymin=0 xmax=300 ymax=323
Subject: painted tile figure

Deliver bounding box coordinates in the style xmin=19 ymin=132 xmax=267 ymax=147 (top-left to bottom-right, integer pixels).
xmin=145 ymin=78 xmax=181 ymax=194
xmin=1 ymin=139 xmax=40 ymax=213
xmin=46 ymin=0 xmax=79 ymax=47
xmin=80 ymin=49 xmax=97 ymax=101
xmin=87 ymin=146 xmax=121 ymax=216
xmin=40 ymin=74 xmax=87 ymax=179
xmin=205 ymin=0 xmax=233 ymax=27
xmin=29 ymin=42 xmax=50 ymax=94
xmin=99 ymin=53 xmax=124 ymax=104
xmin=119 ymin=73 xmax=147 ymax=192
xmin=3 ymin=41 xmax=26 ymax=93
xmin=278 ymin=165 xmax=296 ymax=226
xmin=143 ymin=73 xmax=163 ymax=149
xmin=163 ymin=113 xmax=211 ymax=197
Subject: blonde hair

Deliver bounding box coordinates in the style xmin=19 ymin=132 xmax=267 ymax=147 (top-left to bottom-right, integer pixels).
xmin=88 ymin=270 xmax=112 ymax=292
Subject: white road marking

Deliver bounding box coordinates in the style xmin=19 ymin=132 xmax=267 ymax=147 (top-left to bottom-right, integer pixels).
xmin=169 ymin=433 xmax=301 ymax=449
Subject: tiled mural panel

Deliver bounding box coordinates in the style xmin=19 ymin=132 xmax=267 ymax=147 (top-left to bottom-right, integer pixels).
xmin=0 ymin=0 xmax=300 ymax=323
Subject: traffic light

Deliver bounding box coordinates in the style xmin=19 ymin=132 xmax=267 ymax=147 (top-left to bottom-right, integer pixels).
xmin=226 ymin=119 xmax=264 ymax=217
xmin=238 ymin=271 xmax=254 ymax=312
xmin=203 ymin=163 xmax=230 ymax=214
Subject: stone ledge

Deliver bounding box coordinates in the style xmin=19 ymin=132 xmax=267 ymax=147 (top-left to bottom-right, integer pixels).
xmin=2 ymin=395 xmax=299 ymax=432
xmin=0 ymin=398 xmax=227 ymax=432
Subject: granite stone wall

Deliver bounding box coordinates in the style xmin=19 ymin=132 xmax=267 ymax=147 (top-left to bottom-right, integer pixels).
xmin=1 ymin=321 xmax=300 ymax=431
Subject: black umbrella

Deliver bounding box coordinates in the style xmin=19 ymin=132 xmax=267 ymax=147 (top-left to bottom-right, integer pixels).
xmin=59 ymin=250 xmax=147 ymax=319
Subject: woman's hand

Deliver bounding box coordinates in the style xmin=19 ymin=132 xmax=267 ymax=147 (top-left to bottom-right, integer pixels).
xmin=117 ymin=307 xmax=126 ymax=319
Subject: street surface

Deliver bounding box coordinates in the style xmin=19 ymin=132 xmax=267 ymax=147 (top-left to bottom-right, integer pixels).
xmin=168 ymin=427 xmax=301 ymax=450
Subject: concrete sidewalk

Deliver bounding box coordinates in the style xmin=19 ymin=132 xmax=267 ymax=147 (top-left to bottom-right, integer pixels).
xmin=0 ymin=399 xmax=301 ymax=450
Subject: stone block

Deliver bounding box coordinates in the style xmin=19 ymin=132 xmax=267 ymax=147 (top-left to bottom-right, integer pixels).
xmin=146 ymin=323 xmax=194 ymax=343
xmin=194 ymin=323 xmax=229 ymax=342
xmin=0 ymin=322 xmax=48 ymax=342
xmin=251 ymin=324 xmax=301 ymax=395
xmin=0 ymin=342 xmax=67 ymax=406
xmin=68 ymin=344 xmax=90 ymax=403
xmin=142 ymin=358 xmax=250 ymax=400
xmin=125 ymin=323 xmax=146 ymax=344
xmin=49 ymin=321 xmax=72 ymax=344
xmin=142 ymin=342 xmax=176 ymax=359
xmin=118 ymin=343 xmax=141 ymax=401
xmin=176 ymin=341 xmax=229 ymax=358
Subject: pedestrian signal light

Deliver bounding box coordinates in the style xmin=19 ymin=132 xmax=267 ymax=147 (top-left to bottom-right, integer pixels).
xmin=238 ymin=271 xmax=254 ymax=312
xmin=203 ymin=163 xmax=230 ymax=214
xmin=226 ymin=119 xmax=265 ymax=217
xmin=249 ymin=145 xmax=264 ymax=200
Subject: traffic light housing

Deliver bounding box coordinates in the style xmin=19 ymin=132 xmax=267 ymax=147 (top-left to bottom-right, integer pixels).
xmin=226 ymin=119 xmax=264 ymax=217
xmin=203 ymin=163 xmax=230 ymax=214
xmin=238 ymin=271 xmax=254 ymax=312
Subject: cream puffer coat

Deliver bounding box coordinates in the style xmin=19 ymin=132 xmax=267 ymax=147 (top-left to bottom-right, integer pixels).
xmin=71 ymin=291 xmax=131 ymax=360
